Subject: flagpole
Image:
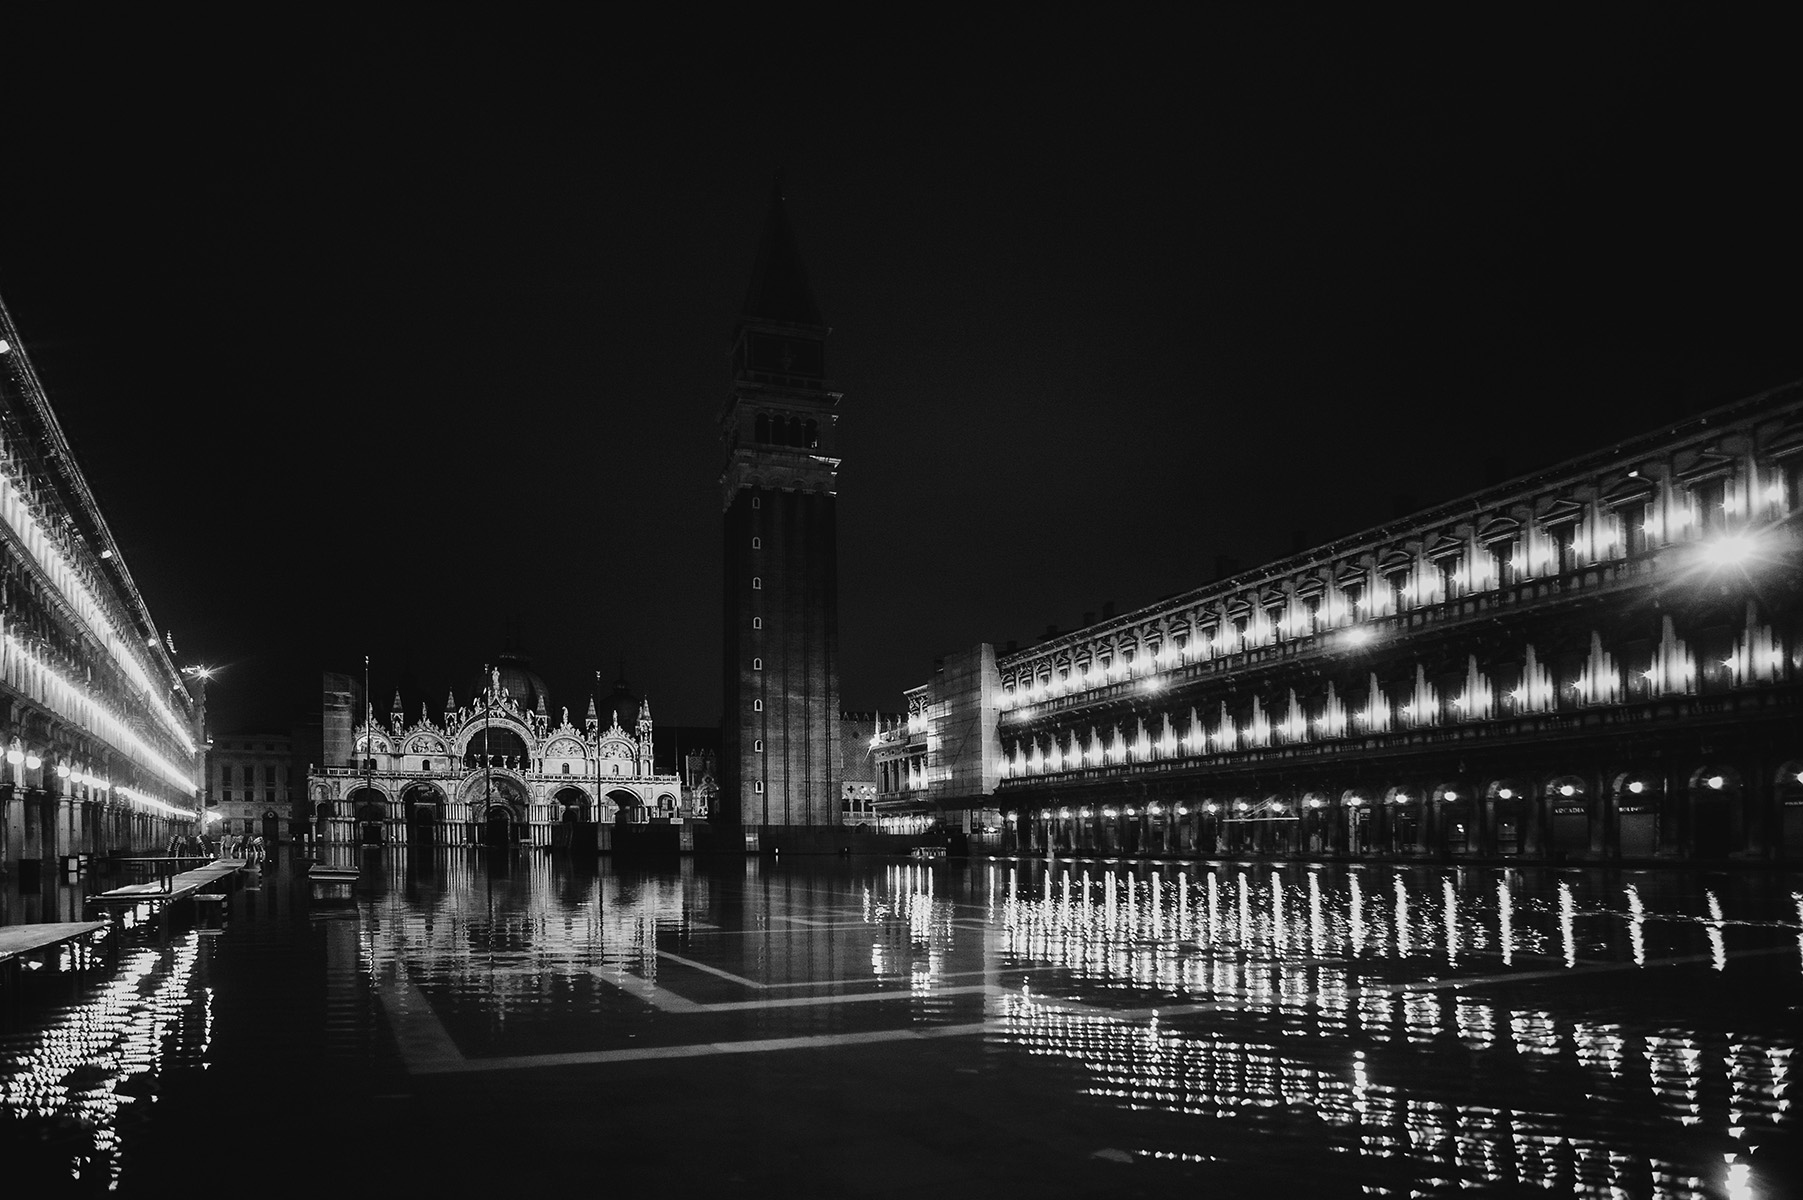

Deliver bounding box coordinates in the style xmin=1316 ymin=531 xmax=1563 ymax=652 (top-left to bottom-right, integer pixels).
xmin=362 ymin=653 xmax=372 ymax=851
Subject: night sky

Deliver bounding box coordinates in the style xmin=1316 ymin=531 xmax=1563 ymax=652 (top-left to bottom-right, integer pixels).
xmin=1 ymin=14 xmax=1798 ymax=738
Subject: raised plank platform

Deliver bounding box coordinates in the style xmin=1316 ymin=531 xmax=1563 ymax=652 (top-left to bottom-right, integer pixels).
xmin=0 ymin=920 xmax=109 ymax=964
xmin=86 ymin=860 xmax=248 ymax=907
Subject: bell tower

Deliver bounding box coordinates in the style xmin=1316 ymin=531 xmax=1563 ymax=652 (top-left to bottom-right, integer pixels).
xmin=718 ymin=182 xmax=842 ymax=832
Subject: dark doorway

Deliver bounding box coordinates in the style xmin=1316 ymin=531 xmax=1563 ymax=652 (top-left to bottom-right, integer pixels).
xmin=484 ymin=808 xmax=513 ymax=848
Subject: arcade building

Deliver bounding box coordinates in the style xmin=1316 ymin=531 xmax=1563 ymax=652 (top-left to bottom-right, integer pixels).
xmin=878 ymin=380 xmax=1803 ymax=863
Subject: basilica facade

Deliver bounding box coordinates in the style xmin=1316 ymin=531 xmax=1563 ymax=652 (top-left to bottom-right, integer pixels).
xmin=307 ymin=667 xmax=688 ymax=848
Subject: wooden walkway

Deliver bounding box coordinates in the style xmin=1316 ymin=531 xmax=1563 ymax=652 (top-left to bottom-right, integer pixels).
xmin=86 ymin=859 xmax=249 ymax=908
xmin=0 ymin=920 xmax=109 ymax=965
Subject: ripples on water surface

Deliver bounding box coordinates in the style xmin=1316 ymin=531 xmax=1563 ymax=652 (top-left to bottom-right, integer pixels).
xmin=2 ymin=853 xmax=1798 ymax=1196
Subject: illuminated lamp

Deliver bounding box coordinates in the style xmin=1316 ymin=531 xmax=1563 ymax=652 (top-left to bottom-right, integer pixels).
xmin=1627 ymin=781 xmax=1646 ymax=795
xmin=1124 ymin=806 xmax=1137 ymax=817
xmin=1175 ymin=805 xmax=1188 ymax=816
xmin=55 ymin=763 xmax=70 ymax=778
xmin=1347 ymin=795 xmax=1363 ymax=807
xmin=1558 ymin=784 xmax=1577 ymax=797
xmin=1147 ymin=803 xmax=1162 ymax=815
xmin=1497 ymin=787 xmax=1514 ymax=800
xmin=1202 ymin=802 xmax=1217 ymax=814
xmin=1706 ymin=775 xmax=1725 ymax=790
xmin=0 ymin=338 xmax=10 ymax=353
xmin=4 ymin=744 xmax=21 ymax=766
xmin=1794 ymin=771 xmax=1803 ymax=785
xmin=24 ymin=753 xmax=40 ymax=770
xmin=1702 ymin=535 xmax=1753 ymax=566
xmin=1443 ymin=790 xmax=1459 ymax=802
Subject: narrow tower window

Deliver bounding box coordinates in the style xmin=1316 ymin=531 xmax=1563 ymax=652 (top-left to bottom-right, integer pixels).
xmin=752 ymin=537 xmax=761 ymax=549
xmin=752 ymin=616 xmax=762 ymax=630
xmin=754 ymin=739 xmax=764 ymax=752
xmin=752 ymin=577 xmax=762 ymax=589
xmin=752 ymin=658 xmax=763 ymax=670
xmin=754 ymin=699 xmax=763 ymax=712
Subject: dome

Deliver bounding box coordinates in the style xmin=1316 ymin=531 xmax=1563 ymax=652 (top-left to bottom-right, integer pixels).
xmin=474 ymin=651 xmax=551 ymax=715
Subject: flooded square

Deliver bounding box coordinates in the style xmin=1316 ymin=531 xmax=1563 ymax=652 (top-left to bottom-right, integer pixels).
xmin=3 ymin=851 xmax=1800 ymax=1197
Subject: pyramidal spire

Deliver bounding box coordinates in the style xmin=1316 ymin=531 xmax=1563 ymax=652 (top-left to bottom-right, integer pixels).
xmin=391 ymin=688 xmax=404 ymax=714
xmin=743 ymin=172 xmax=823 ymax=327
xmin=445 ymin=687 xmax=457 ymax=714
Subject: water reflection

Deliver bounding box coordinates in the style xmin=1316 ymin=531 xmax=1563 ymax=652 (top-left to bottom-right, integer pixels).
xmin=1 ymin=852 xmax=1797 ymax=1198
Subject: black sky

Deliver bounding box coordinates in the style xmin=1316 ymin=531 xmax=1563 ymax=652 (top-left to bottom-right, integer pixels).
xmin=1 ymin=13 xmax=1798 ymax=737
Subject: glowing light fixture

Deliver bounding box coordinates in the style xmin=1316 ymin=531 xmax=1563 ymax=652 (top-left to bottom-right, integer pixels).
xmin=1703 ymin=534 xmax=1754 ymax=566
xmin=1444 ymin=790 xmax=1459 ymax=802
xmin=1627 ymin=781 xmax=1646 ymax=794
xmin=1497 ymin=788 xmax=1513 ymax=800
xmin=55 ymin=762 xmax=70 ymax=778
xmin=24 ymin=753 xmax=40 ymax=770
xmin=0 ymin=339 xmax=10 ymax=353
xmin=1706 ymin=775 xmax=1725 ymax=790
xmin=1558 ymin=784 xmax=1577 ymax=797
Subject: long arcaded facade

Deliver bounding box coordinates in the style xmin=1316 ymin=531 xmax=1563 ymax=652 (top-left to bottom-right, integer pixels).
xmin=0 ymin=295 xmax=203 ymax=919
xmin=882 ymin=381 xmax=1803 ymax=862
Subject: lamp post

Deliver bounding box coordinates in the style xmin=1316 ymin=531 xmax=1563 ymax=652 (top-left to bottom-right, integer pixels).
xmin=181 ymin=666 xmax=212 ymax=853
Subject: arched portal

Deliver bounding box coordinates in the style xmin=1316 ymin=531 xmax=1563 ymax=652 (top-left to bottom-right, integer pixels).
xmin=347 ymin=786 xmax=386 ymax=845
xmin=403 ymin=783 xmax=446 ymax=847
xmin=606 ymin=787 xmax=642 ymax=823
xmin=1544 ymin=774 xmax=1591 ymax=860
xmin=552 ymin=785 xmax=594 ymax=850
xmin=483 ymin=805 xmax=514 ymax=847
xmin=1687 ymin=765 xmax=1743 ymax=859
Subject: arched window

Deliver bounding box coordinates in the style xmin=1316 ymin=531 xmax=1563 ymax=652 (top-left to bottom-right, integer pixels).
xmin=561 ymin=763 xmax=570 ymax=775
xmin=752 ymin=536 xmax=761 ymax=549
xmin=753 ymin=658 xmax=762 ymax=670
xmin=752 ymin=616 xmax=762 ymax=630
xmin=755 ymin=780 xmax=765 ymax=793
xmin=752 ymin=577 xmax=762 ymax=590
xmin=752 ymin=496 xmax=760 ymax=509
xmin=754 ymin=739 xmax=764 ymax=752
xmin=754 ymin=699 xmax=763 ymax=712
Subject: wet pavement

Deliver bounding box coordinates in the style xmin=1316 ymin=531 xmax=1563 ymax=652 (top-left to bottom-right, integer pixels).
xmin=2 ymin=849 xmax=1800 ymax=1197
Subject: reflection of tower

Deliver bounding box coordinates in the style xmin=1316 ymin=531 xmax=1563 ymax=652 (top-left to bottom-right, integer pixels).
xmin=719 ymin=182 xmax=842 ymax=829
